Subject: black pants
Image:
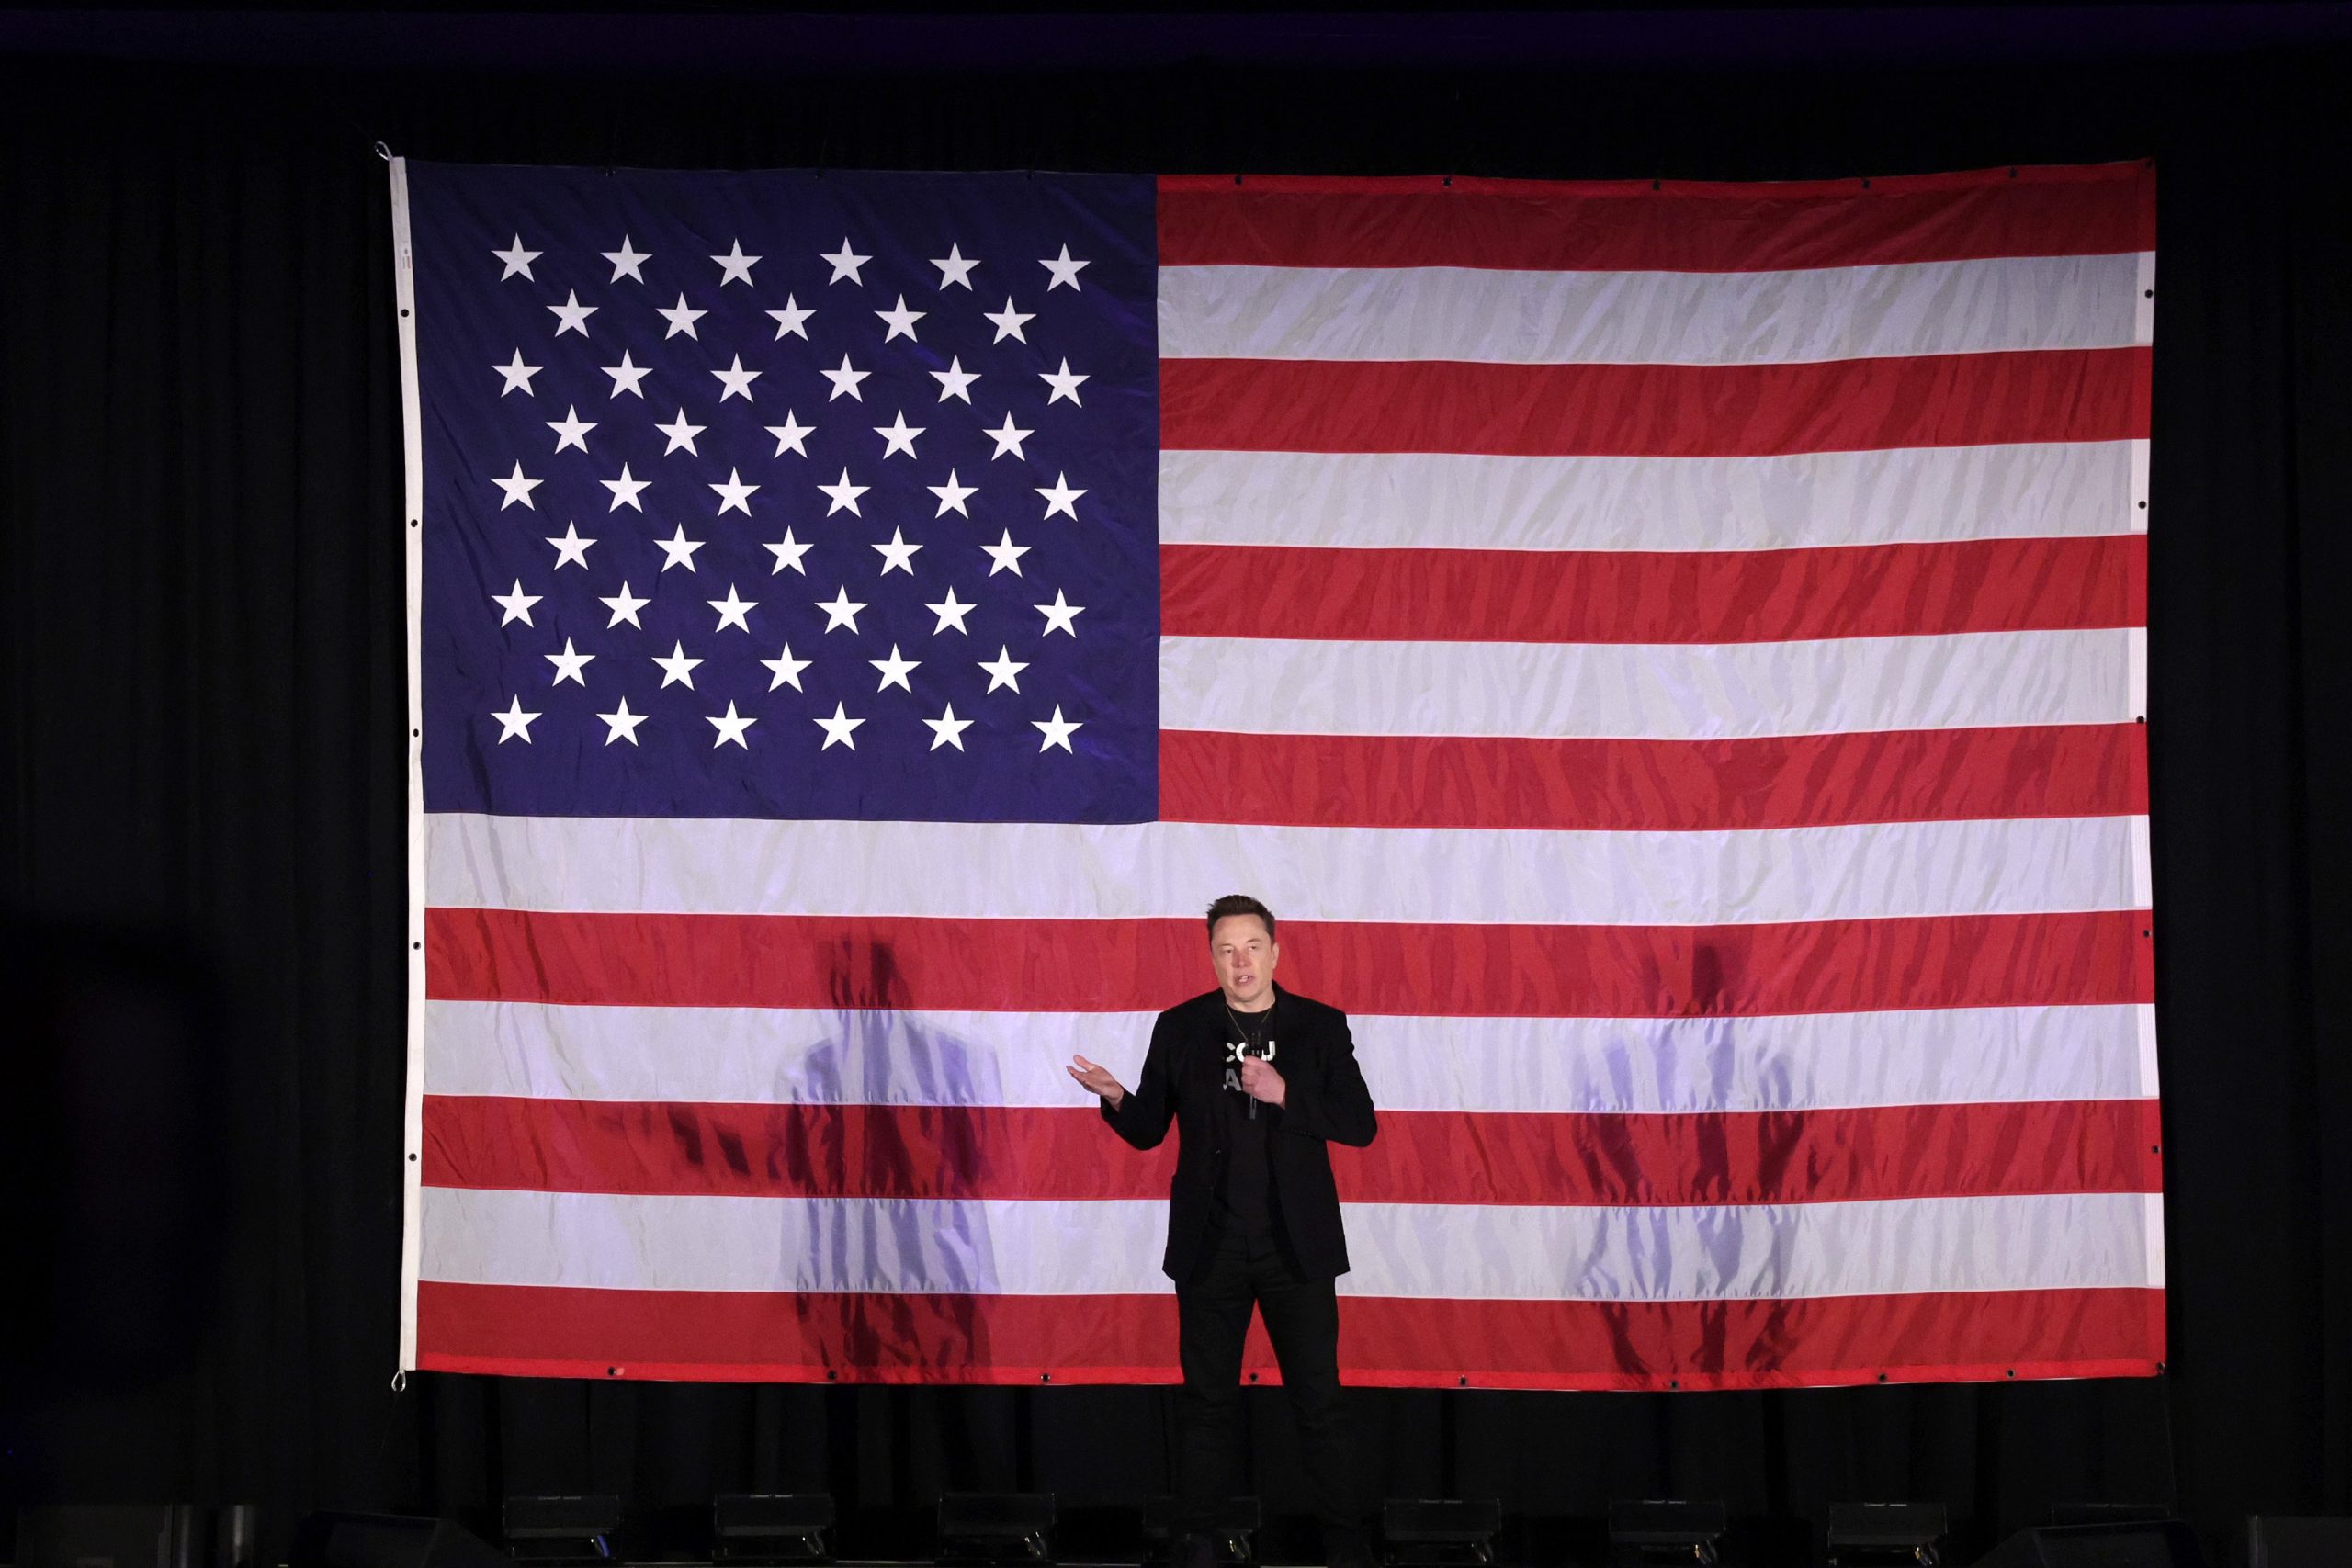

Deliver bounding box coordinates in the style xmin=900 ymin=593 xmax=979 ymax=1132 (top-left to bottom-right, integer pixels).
xmin=1174 ymin=1224 xmax=1360 ymax=1542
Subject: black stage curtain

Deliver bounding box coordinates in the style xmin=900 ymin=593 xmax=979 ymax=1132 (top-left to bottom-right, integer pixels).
xmin=6 ymin=27 xmax=2350 ymax=1567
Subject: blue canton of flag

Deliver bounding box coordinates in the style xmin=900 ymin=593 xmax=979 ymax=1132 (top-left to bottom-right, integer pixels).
xmin=407 ymin=164 xmax=1159 ymax=823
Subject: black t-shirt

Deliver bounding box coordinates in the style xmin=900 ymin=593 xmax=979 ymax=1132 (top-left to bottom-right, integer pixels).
xmin=1215 ymin=998 xmax=1278 ymax=1235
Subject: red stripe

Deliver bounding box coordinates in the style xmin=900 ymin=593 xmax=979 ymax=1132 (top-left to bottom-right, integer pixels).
xmin=424 ymin=909 xmax=2153 ymax=1017
xmin=1159 ymin=725 xmax=2149 ymax=831
xmin=1160 ymin=350 xmax=2151 ymax=457
xmin=1161 ymin=536 xmax=2146 ymax=644
xmin=423 ymin=1097 xmax=2163 ymax=1207
xmin=1157 ymin=164 xmax=2154 ymax=271
xmin=416 ymin=1280 xmax=2165 ymax=1390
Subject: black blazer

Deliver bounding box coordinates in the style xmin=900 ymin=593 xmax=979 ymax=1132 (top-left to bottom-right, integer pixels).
xmin=1100 ymin=984 xmax=1378 ymax=1280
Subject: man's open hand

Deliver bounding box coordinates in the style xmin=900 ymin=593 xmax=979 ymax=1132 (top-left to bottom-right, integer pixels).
xmin=1068 ymin=1054 xmax=1126 ymax=1109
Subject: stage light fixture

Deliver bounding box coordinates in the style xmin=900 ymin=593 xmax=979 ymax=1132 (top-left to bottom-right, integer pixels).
xmin=502 ymin=1495 xmax=623 ymax=1564
xmin=1974 ymin=1517 xmax=2200 ymax=1566
xmin=1141 ymin=1497 xmax=1261 ymax=1566
xmin=714 ymin=1495 xmax=835 ymax=1564
xmin=2245 ymin=1515 xmax=2352 ymax=1567
xmin=1608 ymin=1499 xmax=1727 ymax=1565
xmin=1379 ymin=1499 xmax=1501 ymax=1568
xmin=1825 ymin=1502 xmax=1947 ymax=1568
xmin=935 ymin=1493 xmax=1056 ymax=1565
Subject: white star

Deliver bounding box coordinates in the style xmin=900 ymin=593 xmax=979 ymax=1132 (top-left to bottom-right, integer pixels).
xmin=1040 ymin=358 xmax=1089 ymax=406
xmin=928 ymin=469 xmax=977 ymax=517
xmin=655 ymin=407 xmax=706 ymax=455
xmin=657 ymin=292 xmax=707 ymax=339
xmin=874 ymin=411 xmax=925 ymax=458
xmin=931 ymin=356 xmax=980 ymax=403
xmin=602 ymin=235 xmax=650 ymax=283
xmin=597 ymin=696 xmax=647 ymax=745
xmin=546 ymin=637 xmax=595 ymax=686
xmin=654 ymin=524 xmax=706 ymax=573
xmin=983 ymin=412 xmax=1033 ymax=460
xmin=924 ymin=703 xmax=975 ymax=751
xmin=492 ymin=580 xmax=541 ymax=626
xmin=599 ymin=463 xmax=649 ymax=512
xmin=493 ymin=460 xmax=542 ymax=510
xmin=816 ymin=586 xmax=866 ymax=634
xmin=492 ymin=235 xmax=539 ymax=280
xmin=981 ymin=529 xmax=1031 ymax=577
xmin=712 ymin=240 xmax=761 ymax=286
xmin=707 ymin=700 xmax=758 ymax=749
xmin=814 ymin=702 xmax=865 ymax=750
xmin=1037 ymin=472 xmax=1086 ymax=520
xmin=978 ymin=645 xmax=1029 ymax=693
xmin=602 ymin=349 xmax=651 ymax=398
xmin=873 ymin=527 xmax=922 ymax=576
xmin=932 ymin=243 xmax=981 ymax=289
xmin=652 ymin=641 xmax=704 ymax=689
xmin=764 ymin=412 xmax=815 ymax=457
xmin=985 ymin=297 xmax=1035 ymax=343
xmin=820 ymin=354 xmax=870 ymax=401
xmin=763 ymin=527 xmax=813 ymax=576
xmin=708 ymin=583 xmax=757 ymax=633
xmin=766 ymin=294 xmax=814 ymax=339
xmin=820 ymin=237 xmax=870 ymax=285
xmin=547 ymin=404 xmax=596 ymax=452
xmin=600 ymin=580 xmax=650 ymax=628
xmin=762 ymin=643 xmax=812 ymax=692
xmin=1035 ymin=589 xmax=1085 ymax=636
xmin=546 ymin=522 xmax=595 ymax=569
xmin=924 ymin=586 xmax=975 ymax=634
xmin=1034 ymin=705 xmax=1084 ymax=753
xmin=712 ymin=354 xmax=762 ymax=402
xmin=492 ymin=695 xmax=540 ymax=741
xmin=870 ymin=643 xmax=922 ymax=693
xmin=819 ymin=468 xmax=869 ymax=516
xmin=493 ymin=348 xmax=543 ymax=397
xmin=875 ymin=294 xmax=925 ymax=342
xmin=548 ymin=289 xmax=597 ymax=337
xmin=709 ymin=467 xmax=759 ymax=515
xmin=1041 ymin=243 xmax=1091 ymax=292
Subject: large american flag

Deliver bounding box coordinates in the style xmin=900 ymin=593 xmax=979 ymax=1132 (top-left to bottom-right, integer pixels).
xmin=393 ymin=159 xmax=2161 ymax=1390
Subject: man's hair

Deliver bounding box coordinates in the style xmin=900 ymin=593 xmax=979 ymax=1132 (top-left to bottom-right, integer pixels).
xmin=1205 ymin=894 xmax=1276 ymax=943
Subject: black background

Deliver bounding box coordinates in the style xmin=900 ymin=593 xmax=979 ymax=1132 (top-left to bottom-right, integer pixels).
xmin=5 ymin=9 xmax=2351 ymax=1565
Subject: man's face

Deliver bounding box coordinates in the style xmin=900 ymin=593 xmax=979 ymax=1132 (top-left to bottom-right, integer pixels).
xmin=1209 ymin=915 xmax=1279 ymax=1010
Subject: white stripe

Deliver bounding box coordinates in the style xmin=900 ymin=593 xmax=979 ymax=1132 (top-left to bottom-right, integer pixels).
xmin=1160 ymin=254 xmax=2148 ymax=366
xmin=1161 ymin=629 xmax=2137 ymax=740
xmin=424 ymin=1000 xmax=2161 ymax=1115
xmin=2127 ymin=626 xmax=2149 ymax=721
xmin=390 ymin=153 xmax=429 ymax=1374
xmin=2130 ymin=438 xmax=2151 ymax=530
xmin=419 ymin=1188 xmax=2164 ymax=1302
xmin=1159 ymin=443 xmax=2138 ymax=554
xmin=424 ymin=813 xmax=2144 ymax=927
xmin=2134 ymin=250 xmax=2157 ymax=346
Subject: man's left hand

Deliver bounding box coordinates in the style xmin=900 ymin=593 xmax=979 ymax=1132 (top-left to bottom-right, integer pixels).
xmin=1239 ymin=1056 xmax=1286 ymax=1106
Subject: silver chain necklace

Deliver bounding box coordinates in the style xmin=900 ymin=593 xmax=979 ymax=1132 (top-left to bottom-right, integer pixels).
xmin=1223 ymin=997 xmax=1272 ymax=1050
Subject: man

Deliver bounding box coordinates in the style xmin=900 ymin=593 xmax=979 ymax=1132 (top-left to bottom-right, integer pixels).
xmin=1067 ymin=894 xmax=1378 ymax=1568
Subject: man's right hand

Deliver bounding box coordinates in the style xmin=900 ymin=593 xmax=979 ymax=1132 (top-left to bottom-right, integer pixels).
xmin=1067 ymin=1054 xmax=1126 ymax=1109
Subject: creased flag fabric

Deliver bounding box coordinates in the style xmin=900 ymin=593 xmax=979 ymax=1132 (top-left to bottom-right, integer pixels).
xmin=392 ymin=159 xmax=2162 ymax=1390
